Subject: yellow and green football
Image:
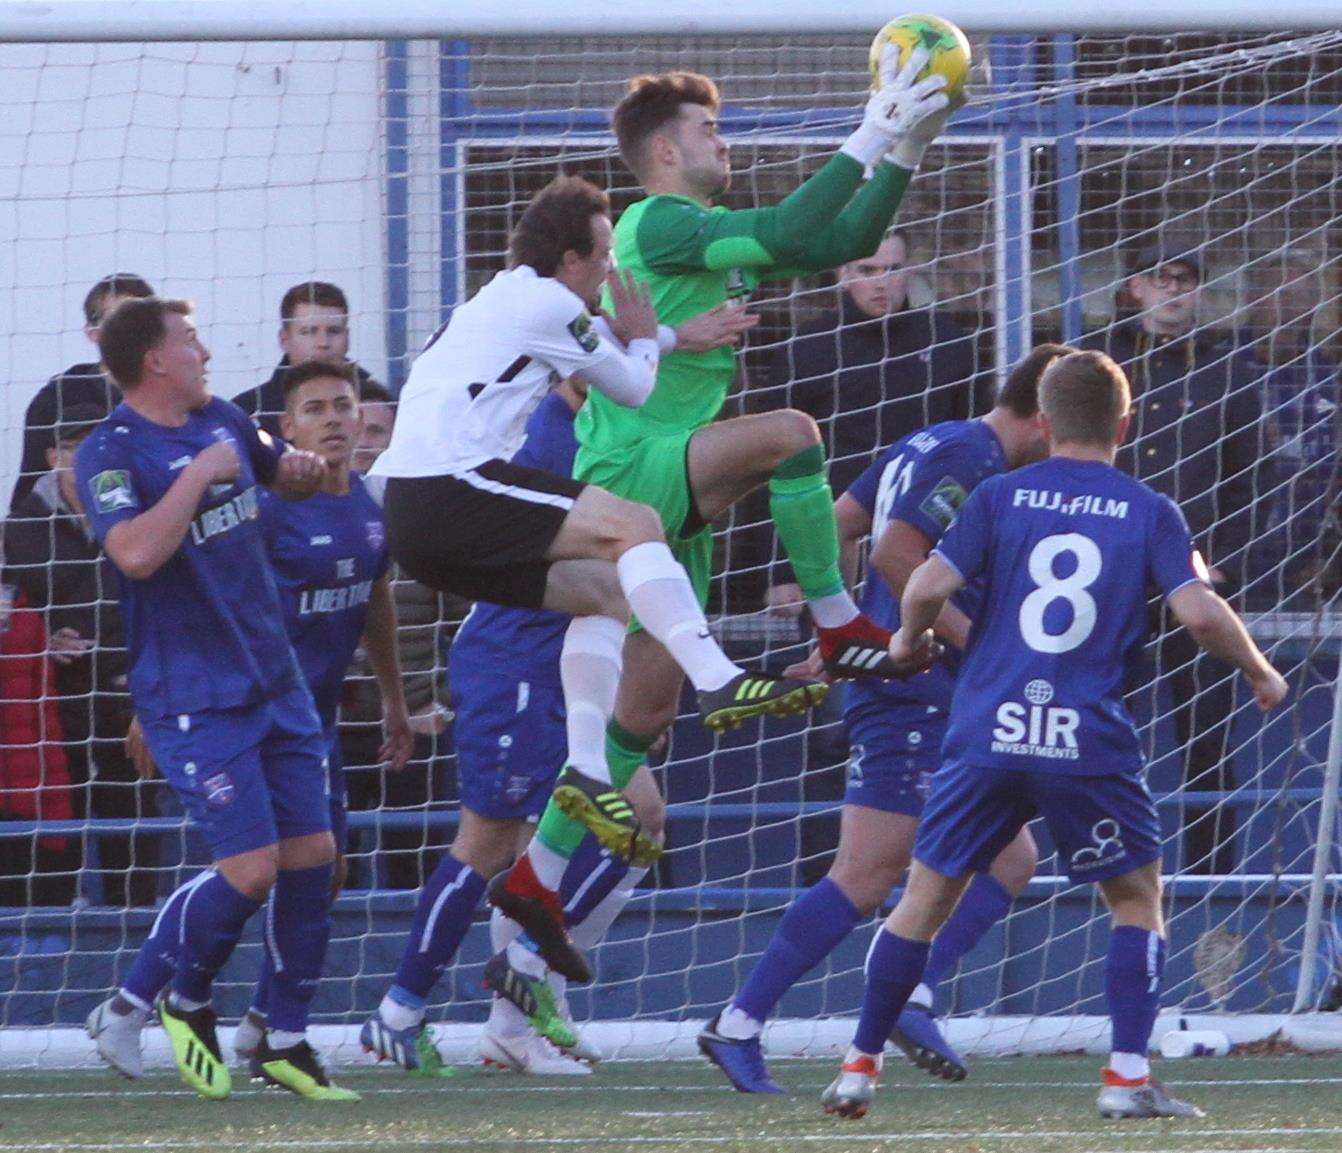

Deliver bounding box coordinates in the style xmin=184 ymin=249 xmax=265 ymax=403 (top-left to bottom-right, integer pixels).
xmin=869 ymin=13 xmax=972 ymax=103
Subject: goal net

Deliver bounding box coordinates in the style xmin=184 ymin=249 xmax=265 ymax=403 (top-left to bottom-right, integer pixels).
xmin=0 ymin=7 xmax=1339 ymax=1066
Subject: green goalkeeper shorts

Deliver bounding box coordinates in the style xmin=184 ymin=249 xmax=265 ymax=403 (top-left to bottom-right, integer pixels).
xmin=573 ymin=427 xmax=713 ymax=617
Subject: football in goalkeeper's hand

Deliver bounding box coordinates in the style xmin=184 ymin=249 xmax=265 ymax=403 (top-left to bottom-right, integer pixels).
xmin=870 ymin=14 xmax=971 ymax=104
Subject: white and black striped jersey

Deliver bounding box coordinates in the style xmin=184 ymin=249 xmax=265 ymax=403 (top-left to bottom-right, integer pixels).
xmin=373 ymin=265 xmax=652 ymax=478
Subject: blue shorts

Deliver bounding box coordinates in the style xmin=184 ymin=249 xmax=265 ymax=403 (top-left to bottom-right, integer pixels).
xmin=141 ymin=681 xmax=331 ymax=860
xmin=914 ymin=759 xmax=1162 ymax=885
xmin=454 ymin=673 xmax=565 ymax=819
xmin=324 ymin=724 xmax=348 ymax=850
xmin=843 ymin=715 xmax=943 ymax=816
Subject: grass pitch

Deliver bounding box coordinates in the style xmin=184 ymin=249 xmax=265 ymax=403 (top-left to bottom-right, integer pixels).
xmin=0 ymin=1055 xmax=1338 ymax=1152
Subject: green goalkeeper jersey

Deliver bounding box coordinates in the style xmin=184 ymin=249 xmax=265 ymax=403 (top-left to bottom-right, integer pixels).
xmin=576 ymin=153 xmax=913 ymax=454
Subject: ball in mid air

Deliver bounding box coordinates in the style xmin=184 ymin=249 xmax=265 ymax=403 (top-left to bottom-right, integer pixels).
xmin=869 ymin=13 xmax=972 ymax=103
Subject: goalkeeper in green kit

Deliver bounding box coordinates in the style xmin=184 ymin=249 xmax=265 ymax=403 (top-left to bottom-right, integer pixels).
xmin=504 ymin=46 xmax=958 ymax=880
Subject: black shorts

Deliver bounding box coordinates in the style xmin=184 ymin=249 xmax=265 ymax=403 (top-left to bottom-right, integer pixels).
xmin=383 ymin=460 xmax=586 ymax=609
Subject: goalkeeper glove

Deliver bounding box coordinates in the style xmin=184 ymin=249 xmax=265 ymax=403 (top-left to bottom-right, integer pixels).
xmin=841 ymin=45 xmax=957 ymax=171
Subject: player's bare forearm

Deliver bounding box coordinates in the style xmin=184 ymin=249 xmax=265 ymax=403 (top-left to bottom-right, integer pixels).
xmin=834 ymin=492 xmax=872 ymax=588
xmin=1168 ymin=583 xmax=1275 ymax=682
xmin=871 ymin=521 xmax=971 ymax=650
xmin=899 ymin=554 xmax=964 ymax=641
xmin=362 ymin=576 xmax=407 ymax=714
xmin=103 ymin=464 xmax=216 ymax=580
xmin=363 ymin=576 xmax=415 ymax=769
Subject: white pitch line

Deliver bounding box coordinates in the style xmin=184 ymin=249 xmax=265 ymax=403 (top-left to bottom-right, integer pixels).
xmin=6 ymin=1128 xmax=1342 ymax=1150
xmin=0 ymin=1075 xmax=1337 ymax=1102
xmin=1 ymin=1075 xmax=1340 ymax=1103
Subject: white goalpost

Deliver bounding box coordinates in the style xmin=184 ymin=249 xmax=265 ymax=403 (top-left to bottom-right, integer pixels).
xmin=0 ymin=1 xmax=1339 ymax=1069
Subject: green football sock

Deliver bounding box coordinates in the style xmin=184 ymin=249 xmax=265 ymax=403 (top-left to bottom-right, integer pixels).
xmin=534 ymin=721 xmax=659 ymax=857
xmin=769 ymin=443 xmax=845 ymax=601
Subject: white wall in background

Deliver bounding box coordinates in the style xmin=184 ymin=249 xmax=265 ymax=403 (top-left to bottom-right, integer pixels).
xmin=0 ymin=40 xmax=388 ymax=500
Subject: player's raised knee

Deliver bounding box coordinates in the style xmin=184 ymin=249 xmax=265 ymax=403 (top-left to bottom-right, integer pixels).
xmin=771 ymin=408 xmax=823 ymax=460
xmin=607 ymin=495 xmax=666 ymax=551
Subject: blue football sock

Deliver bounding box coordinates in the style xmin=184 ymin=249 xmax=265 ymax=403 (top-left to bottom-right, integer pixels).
xmin=1106 ymin=925 xmax=1166 ymax=1058
xmin=120 ymin=873 xmax=207 ymax=1008
xmin=265 ymin=864 xmax=335 ymax=1034
xmin=852 ymin=929 xmax=930 ymax=1056
xmin=172 ymin=871 xmax=264 ymax=1006
xmin=732 ymin=878 xmax=862 ymax=1024
xmin=252 ymin=950 xmax=274 ymax=1017
xmin=392 ymin=855 xmax=487 ymax=1001
xmin=921 ymin=873 xmax=1013 ymax=992
xmin=560 ymin=836 xmax=629 ymax=928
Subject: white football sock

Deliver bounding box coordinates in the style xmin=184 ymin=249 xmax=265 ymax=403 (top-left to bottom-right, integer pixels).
xmin=616 ymin=542 xmax=739 ymax=692
xmin=527 ymin=838 xmax=570 ymax=890
xmin=487 ymin=993 xmax=532 ymax=1039
xmin=490 ymin=905 xmax=524 ymax=954
xmin=378 ymin=994 xmax=423 ymax=1031
xmin=716 ymin=1005 xmax=763 ymax=1040
xmin=560 ymin=615 xmax=625 ymax=785
xmin=266 ymin=1028 xmax=305 ymax=1050
xmin=1108 ymin=1051 xmax=1150 ymax=1081
xmin=507 ymin=940 xmax=547 ymax=980
xmin=907 ymin=982 xmax=934 ymax=1009
xmin=808 ymin=590 xmax=860 ymax=629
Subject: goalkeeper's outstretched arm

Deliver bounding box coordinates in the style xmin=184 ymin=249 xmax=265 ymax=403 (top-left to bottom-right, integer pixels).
xmin=641 ymin=48 xmax=952 ymax=276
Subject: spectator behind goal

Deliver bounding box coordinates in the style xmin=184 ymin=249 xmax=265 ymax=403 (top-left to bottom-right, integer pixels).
xmin=10 ymin=274 xmax=155 ymax=511
xmin=1086 ymin=240 xmax=1271 ymax=877
xmin=232 ymin=280 xmax=388 ymax=440
xmin=1232 ymin=250 xmax=1340 ymax=602
xmin=3 ymin=402 xmax=160 ymax=907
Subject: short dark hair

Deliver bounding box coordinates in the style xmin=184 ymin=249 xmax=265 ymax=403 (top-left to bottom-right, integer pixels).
xmin=358 ymin=378 xmax=393 ymax=404
xmin=995 ymin=342 xmax=1077 ymax=417
xmin=280 ymin=281 xmax=349 ymax=323
xmin=612 ymin=71 xmax=720 ymax=173
xmin=508 ymin=176 xmax=611 ymax=278
xmin=1039 ymin=350 xmax=1131 ymax=447
xmin=282 ymin=359 xmax=358 ymax=407
xmin=83 ymin=274 xmax=154 ymax=326
xmin=98 ymin=297 xmax=193 ymax=389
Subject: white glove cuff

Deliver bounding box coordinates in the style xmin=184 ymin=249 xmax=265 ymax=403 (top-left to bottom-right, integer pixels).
xmin=840 ymin=123 xmax=892 ymax=168
xmin=890 ymin=137 xmax=927 ymax=172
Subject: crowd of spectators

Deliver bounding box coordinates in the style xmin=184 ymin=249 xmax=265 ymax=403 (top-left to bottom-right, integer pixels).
xmin=0 ymin=236 xmax=1337 ymax=906
xmin=0 ymin=276 xmax=467 ymax=906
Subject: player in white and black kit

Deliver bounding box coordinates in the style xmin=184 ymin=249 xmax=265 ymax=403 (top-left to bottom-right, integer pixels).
xmin=372 ymin=177 xmax=827 ymax=982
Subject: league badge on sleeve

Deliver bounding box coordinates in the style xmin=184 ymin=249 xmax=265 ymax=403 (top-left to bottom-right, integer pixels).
xmin=89 ymin=470 xmax=138 ymax=514
xmin=567 ymin=312 xmax=600 ymax=353
xmin=919 ymin=476 xmax=969 ymax=531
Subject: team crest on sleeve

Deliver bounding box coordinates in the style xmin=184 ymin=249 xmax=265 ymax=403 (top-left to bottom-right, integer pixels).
xmin=366 ymin=520 xmax=386 ymax=551
xmin=567 ymin=312 xmax=600 ymax=353
xmin=89 ymin=469 xmax=137 ymax=514
xmin=919 ymin=475 xmax=969 ymax=530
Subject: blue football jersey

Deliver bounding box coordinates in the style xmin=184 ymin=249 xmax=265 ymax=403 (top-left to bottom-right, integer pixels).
xmin=259 ymin=473 xmax=390 ymax=727
xmin=843 ymin=420 xmax=1006 ymax=724
xmin=450 ymin=392 xmax=577 ymax=684
xmin=74 ymin=397 xmax=299 ymax=717
xmin=935 ymin=456 xmax=1206 ymax=776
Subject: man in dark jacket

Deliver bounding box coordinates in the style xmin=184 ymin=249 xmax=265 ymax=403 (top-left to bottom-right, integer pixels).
xmin=748 ymin=232 xmax=983 ymax=880
xmin=3 ymin=403 xmax=160 ymax=905
xmin=1086 ymin=242 xmax=1271 ymax=876
xmin=10 ymin=274 xmax=154 ymax=511
xmin=232 ymin=280 xmax=387 ymax=439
